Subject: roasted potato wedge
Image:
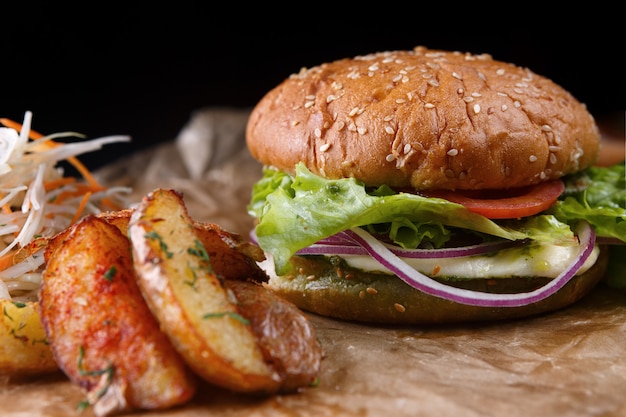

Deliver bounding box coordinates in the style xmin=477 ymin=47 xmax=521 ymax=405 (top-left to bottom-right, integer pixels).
xmin=128 ymin=188 xmax=280 ymax=393
xmin=192 ymin=221 xmax=267 ymax=283
xmin=0 ymin=298 xmax=57 ymax=375
xmin=40 ymin=215 xmax=197 ymax=416
xmin=226 ymin=280 xmax=323 ymax=392
xmin=1 ymin=236 xmax=58 ymax=376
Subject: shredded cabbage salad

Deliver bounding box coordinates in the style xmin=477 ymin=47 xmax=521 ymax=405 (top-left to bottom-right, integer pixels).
xmin=0 ymin=111 xmax=132 ymax=301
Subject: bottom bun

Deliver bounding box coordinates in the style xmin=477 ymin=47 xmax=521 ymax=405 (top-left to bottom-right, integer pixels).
xmin=263 ymin=248 xmax=609 ymax=325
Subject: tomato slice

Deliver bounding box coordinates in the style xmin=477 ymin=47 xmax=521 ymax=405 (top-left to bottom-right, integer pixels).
xmin=423 ymin=180 xmax=565 ymax=219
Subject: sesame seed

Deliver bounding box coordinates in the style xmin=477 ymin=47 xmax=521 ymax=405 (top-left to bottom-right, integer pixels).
xmin=396 ymin=99 xmax=406 ymax=104
xmin=314 ymin=128 xmax=322 ymax=138
xmin=386 ymin=154 xmax=396 ymax=162
xmin=326 ymin=94 xmax=338 ymax=103
xmin=383 ymin=115 xmax=394 ymax=122
xmin=457 ymin=88 xmax=465 ymax=94
xmin=366 ymin=287 xmax=378 ymax=295
xmin=291 ymin=120 xmax=300 ymax=126
xmin=452 ymin=72 xmax=462 ymax=80
xmin=501 ymin=104 xmax=508 ymax=111
xmin=320 ymin=143 xmax=331 ymax=152
xmin=394 ymin=303 xmax=406 ymax=313
xmin=304 ymin=101 xmax=315 ymax=109
xmin=349 ymin=107 xmax=360 ymax=117
xmin=424 ymin=103 xmax=435 ymax=109
xmin=473 ymin=104 xmax=481 ymax=114
xmin=496 ymin=68 xmax=505 ymax=75
xmin=428 ymin=79 xmax=440 ymax=87
xmin=403 ymin=144 xmax=412 ymax=154
xmin=514 ymin=101 xmax=521 ymax=108
xmin=385 ymin=126 xmax=395 ymax=135
xmin=323 ymin=121 xmax=330 ymax=129
xmin=445 ymin=169 xmax=455 ymax=178
xmin=541 ymin=125 xmax=552 ymax=132
xmin=357 ymin=126 xmax=368 ymax=135
xmin=549 ymin=153 xmax=557 ymax=164
xmin=392 ymin=74 xmax=403 ymax=83
xmin=529 ymin=155 xmax=538 ymax=162
xmin=305 ymin=95 xmax=315 ymax=100
xmin=306 ymin=275 xmax=316 ymax=280
xmin=359 ymin=290 xmax=365 ymax=299
xmin=513 ymin=88 xmax=524 ymax=94
xmin=463 ymin=96 xmax=474 ymax=103
xmin=336 ymin=121 xmax=346 ymax=131
xmin=447 ymin=148 xmax=459 ymax=156
xmin=548 ymin=145 xmax=560 ymax=152
xmin=471 ymin=92 xmax=482 ymax=97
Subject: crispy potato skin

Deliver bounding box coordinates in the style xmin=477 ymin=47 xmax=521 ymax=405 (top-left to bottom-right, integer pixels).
xmin=0 ymin=299 xmax=57 ymax=375
xmin=192 ymin=221 xmax=267 ymax=282
xmin=39 ymin=216 xmax=196 ymax=415
xmin=129 ymin=189 xmax=282 ymax=393
xmin=226 ymin=280 xmax=323 ymax=392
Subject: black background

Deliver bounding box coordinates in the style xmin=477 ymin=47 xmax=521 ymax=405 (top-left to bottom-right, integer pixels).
xmin=3 ymin=5 xmax=624 ymax=171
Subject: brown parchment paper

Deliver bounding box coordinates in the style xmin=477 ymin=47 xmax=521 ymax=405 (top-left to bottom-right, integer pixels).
xmin=2 ymin=108 xmax=625 ymax=417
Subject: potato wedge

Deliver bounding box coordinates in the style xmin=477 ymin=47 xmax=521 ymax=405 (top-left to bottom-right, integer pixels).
xmin=192 ymin=221 xmax=267 ymax=283
xmin=0 ymin=298 xmax=57 ymax=376
xmin=226 ymin=280 xmax=323 ymax=392
xmin=129 ymin=188 xmax=283 ymax=393
xmin=40 ymin=215 xmax=196 ymax=416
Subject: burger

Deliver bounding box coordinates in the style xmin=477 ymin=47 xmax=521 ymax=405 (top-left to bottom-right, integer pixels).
xmin=245 ymin=46 xmax=625 ymax=325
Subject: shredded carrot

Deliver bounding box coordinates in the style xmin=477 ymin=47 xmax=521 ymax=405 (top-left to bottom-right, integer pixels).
xmin=53 ymin=184 xmax=104 ymax=205
xmin=0 ymin=251 xmax=15 ymax=272
xmin=71 ymin=191 xmax=92 ymax=224
xmin=0 ymin=116 xmax=125 ymax=237
xmin=0 ymin=118 xmax=102 ymax=189
xmin=43 ymin=177 xmax=76 ymax=191
xmin=2 ymin=204 xmax=11 ymax=214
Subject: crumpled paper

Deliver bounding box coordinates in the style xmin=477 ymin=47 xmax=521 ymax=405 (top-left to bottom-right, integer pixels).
xmin=2 ymin=108 xmax=626 ymax=417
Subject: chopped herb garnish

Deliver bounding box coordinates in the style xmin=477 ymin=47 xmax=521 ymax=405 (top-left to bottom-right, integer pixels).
xmin=187 ymin=239 xmax=214 ymax=272
xmin=3 ymin=306 xmax=12 ymax=321
xmin=184 ymin=260 xmax=198 ymax=289
xmin=203 ymin=311 xmax=250 ymax=325
xmin=145 ymin=230 xmax=173 ymax=258
xmin=77 ymin=345 xmax=115 ymax=400
xmin=104 ymin=265 xmax=117 ymax=281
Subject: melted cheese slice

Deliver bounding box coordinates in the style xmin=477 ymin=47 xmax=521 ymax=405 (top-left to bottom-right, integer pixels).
xmin=342 ymin=242 xmax=600 ymax=279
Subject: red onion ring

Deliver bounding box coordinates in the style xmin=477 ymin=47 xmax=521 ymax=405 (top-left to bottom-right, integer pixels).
xmin=342 ymin=222 xmax=595 ymax=307
xmin=298 ymin=231 xmax=528 ymax=258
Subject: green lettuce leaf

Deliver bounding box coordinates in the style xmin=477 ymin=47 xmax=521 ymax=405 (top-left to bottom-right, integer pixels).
xmin=249 ymin=163 xmax=579 ymax=274
xmin=550 ymin=163 xmax=626 ymax=242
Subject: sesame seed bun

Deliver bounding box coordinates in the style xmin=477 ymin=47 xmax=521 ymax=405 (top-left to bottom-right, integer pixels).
xmin=246 ymin=46 xmax=601 ymax=190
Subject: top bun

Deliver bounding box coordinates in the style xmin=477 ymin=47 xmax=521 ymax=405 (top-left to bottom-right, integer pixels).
xmin=246 ymin=46 xmax=601 ymax=190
